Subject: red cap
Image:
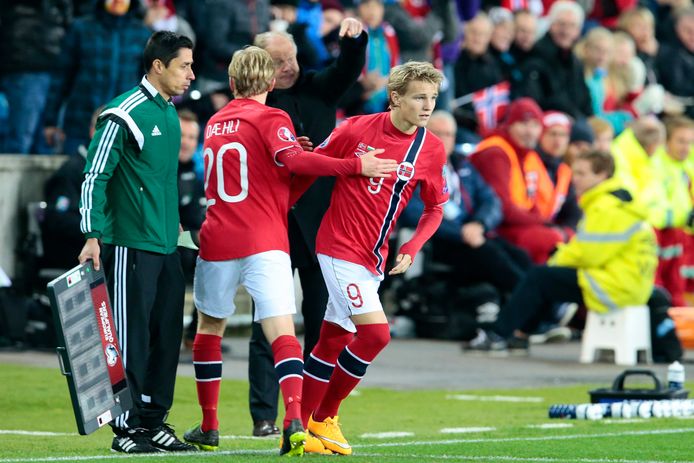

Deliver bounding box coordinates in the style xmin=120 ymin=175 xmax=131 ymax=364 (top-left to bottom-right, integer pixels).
xmin=505 ymin=98 xmax=543 ymax=126
xmin=542 ymin=111 xmax=571 ymax=131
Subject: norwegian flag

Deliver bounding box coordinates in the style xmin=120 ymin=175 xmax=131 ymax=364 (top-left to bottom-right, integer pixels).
xmin=397 ymin=163 xmax=414 ymax=180
xmin=472 ymin=81 xmax=511 ymax=135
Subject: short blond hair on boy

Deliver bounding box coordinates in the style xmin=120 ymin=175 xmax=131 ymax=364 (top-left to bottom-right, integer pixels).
xmin=387 ymin=61 xmax=443 ymax=107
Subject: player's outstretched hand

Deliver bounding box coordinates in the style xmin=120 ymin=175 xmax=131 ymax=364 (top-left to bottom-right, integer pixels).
xmin=360 ymin=148 xmax=397 ymax=178
xmin=298 ymin=136 xmax=314 ymax=152
xmin=78 ymin=238 xmax=101 ymax=270
xmin=389 ymin=254 xmax=412 ymax=275
xmin=339 ymin=17 xmax=363 ymax=38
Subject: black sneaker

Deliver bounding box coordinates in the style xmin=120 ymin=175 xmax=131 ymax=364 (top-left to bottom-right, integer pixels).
xmin=253 ymin=419 xmax=280 ymax=437
xmin=149 ymin=423 xmax=198 ymax=452
xmin=462 ymin=329 xmax=508 ymax=353
xmin=279 ymin=419 xmax=306 ymax=456
xmin=184 ymin=423 xmax=219 ymax=451
xmin=111 ymin=428 xmax=160 ymax=453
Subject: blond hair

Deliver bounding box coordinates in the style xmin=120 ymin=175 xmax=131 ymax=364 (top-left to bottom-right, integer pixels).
xmin=387 ymin=61 xmax=443 ymax=107
xmin=587 ymin=116 xmax=614 ymax=139
xmin=664 ymin=115 xmax=694 ymax=140
xmin=228 ymin=46 xmax=275 ymax=98
xmin=617 ymin=7 xmax=655 ymax=31
xmin=575 ymin=26 xmax=613 ymax=66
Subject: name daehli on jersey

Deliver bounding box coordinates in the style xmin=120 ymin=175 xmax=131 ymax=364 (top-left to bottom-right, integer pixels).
xmin=205 ymin=119 xmax=240 ymax=138
xmin=198 ymin=99 xmax=303 ymax=262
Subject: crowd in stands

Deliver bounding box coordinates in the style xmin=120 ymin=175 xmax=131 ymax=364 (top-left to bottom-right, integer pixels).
xmin=2 ymin=0 xmax=693 ymax=357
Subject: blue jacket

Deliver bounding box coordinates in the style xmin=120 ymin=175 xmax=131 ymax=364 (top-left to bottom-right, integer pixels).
xmin=44 ymin=7 xmax=151 ymax=141
xmin=401 ymin=153 xmax=503 ymax=242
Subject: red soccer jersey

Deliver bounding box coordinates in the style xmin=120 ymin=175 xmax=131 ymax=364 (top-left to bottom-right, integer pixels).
xmin=199 ymin=98 xmax=303 ymax=260
xmin=315 ymin=112 xmax=449 ymax=275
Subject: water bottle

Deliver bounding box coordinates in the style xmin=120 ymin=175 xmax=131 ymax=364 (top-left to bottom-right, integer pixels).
xmin=611 ymin=401 xmax=633 ymax=419
xmin=667 ymin=361 xmax=685 ymax=390
xmin=659 ymin=400 xmax=673 ymax=418
xmin=630 ymin=401 xmax=652 ymax=418
xmin=581 ymin=404 xmax=604 ymax=420
xmin=682 ymin=399 xmax=694 ymax=416
xmin=599 ymin=403 xmax=612 ymax=418
xmin=548 ymin=404 xmax=576 ymax=419
xmin=651 ymin=400 xmax=672 ymax=418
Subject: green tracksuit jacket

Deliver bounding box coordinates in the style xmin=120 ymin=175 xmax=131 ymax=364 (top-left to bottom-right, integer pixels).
xmin=79 ymin=76 xmax=181 ymax=254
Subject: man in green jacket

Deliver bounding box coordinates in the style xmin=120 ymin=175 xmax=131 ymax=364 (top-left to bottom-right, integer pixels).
xmin=78 ymin=31 xmax=197 ymax=454
xmin=465 ymin=150 xmax=657 ymax=352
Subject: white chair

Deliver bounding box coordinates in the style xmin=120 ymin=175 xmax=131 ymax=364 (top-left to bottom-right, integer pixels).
xmin=580 ymin=305 xmax=652 ymax=366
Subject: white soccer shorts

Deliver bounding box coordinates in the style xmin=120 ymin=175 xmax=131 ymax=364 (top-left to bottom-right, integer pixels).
xmin=317 ymin=253 xmax=384 ymax=333
xmin=193 ymin=250 xmax=296 ymax=321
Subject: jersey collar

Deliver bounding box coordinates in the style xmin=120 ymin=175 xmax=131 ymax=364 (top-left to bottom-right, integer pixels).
xmin=139 ymin=75 xmax=171 ymax=108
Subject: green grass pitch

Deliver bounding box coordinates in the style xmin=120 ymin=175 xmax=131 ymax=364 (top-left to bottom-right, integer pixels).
xmin=1 ymin=363 xmax=693 ymax=462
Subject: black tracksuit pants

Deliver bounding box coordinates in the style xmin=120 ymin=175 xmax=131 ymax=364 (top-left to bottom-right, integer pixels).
xmin=102 ymin=244 xmax=185 ymax=430
xmin=493 ymin=265 xmax=584 ymax=337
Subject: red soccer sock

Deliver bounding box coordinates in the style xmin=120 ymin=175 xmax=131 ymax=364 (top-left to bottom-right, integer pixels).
xmin=313 ymin=323 xmax=390 ymax=422
xmin=192 ymin=333 xmax=223 ymax=432
xmin=301 ymin=321 xmax=354 ymax=427
xmin=271 ymin=335 xmax=304 ymax=429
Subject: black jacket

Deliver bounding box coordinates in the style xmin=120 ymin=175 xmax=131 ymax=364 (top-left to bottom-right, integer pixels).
xmin=516 ymin=34 xmax=593 ymax=119
xmin=41 ymin=153 xmax=86 ymax=268
xmin=189 ymin=0 xmax=270 ymax=85
xmin=0 ymin=0 xmax=72 ymax=73
xmin=656 ymin=40 xmax=694 ymax=119
xmin=453 ymin=49 xmax=504 ymax=132
xmin=178 ymin=161 xmax=205 ymax=232
xmin=266 ymin=32 xmax=367 ymax=266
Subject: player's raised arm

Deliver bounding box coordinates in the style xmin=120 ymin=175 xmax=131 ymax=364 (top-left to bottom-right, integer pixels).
xmin=277 ymin=147 xmax=396 ymax=178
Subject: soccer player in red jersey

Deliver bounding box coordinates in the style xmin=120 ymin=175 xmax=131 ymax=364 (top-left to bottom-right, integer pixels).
xmin=183 ymin=46 xmax=396 ymax=456
xmin=300 ymin=61 xmax=449 ymax=455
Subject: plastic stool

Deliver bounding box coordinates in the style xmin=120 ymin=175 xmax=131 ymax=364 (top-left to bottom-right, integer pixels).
xmin=580 ymin=305 xmax=652 ymax=366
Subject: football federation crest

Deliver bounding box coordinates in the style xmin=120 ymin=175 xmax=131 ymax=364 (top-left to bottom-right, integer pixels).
xmin=318 ymin=134 xmax=332 ymax=149
xmin=397 ymin=161 xmax=415 ymax=181
xmin=105 ymin=343 xmax=119 ymax=367
xmin=277 ymin=126 xmax=296 ymax=142
xmin=354 ymin=142 xmax=375 ymax=157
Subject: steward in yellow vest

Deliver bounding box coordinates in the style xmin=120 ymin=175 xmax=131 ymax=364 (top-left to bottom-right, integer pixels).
xmin=471 ymin=98 xmax=568 ymax=263
xmin=463 ymin=151 xmax=657 ymax=354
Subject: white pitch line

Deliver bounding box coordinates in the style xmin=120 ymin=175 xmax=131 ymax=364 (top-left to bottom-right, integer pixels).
xmin=360 ymin=431 xmax=415 ymax=439
xmin=3 ymin=427 xmax=694 ymax=463
xmin=526 ymin=423 xmax=574 ymax=429
xmin=440 ymin=427 xmax=496 ymax=434
xmin=356 ymin=452 xmax=694 ymax=463
xmin=0 ymin=449 xmax=275 ymax=463
xmin=446 ymin=394 xmax=544 ymax=403
xmin=0 ymin=430 xmax=77 ymax=437
xmin=353 ymin=427 xmax=694 ymax=448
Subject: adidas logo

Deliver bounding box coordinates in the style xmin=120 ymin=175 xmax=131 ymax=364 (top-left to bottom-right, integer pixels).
xmin=151 ymin=125 xmax=162 ymax=136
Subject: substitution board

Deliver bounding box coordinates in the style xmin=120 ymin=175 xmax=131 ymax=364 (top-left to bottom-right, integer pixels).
xmin=47 ymin=261 xmax=132 ymax=435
